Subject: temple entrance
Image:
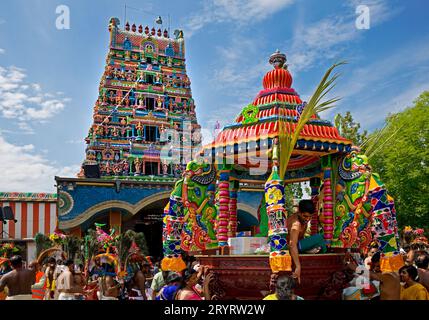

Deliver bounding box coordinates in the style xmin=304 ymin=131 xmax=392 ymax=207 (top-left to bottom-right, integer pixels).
xmin=122 ymin=196 xmax=169 ymax=259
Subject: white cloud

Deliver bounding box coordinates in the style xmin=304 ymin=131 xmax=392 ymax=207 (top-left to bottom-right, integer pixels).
xmin=184 ymin=0 xmax=295 ymax=36
xmin=212 ymin=36 xmax=269 ymax=93
xmin=0 ymin=48 xmax=5 ymax=54
xmin=17 ymin=121 xmax=35 ymax=135
xmin=0 ymin=133 xmax=80 ymax=192
xmin=0 ymin=65 xmax=69 ymax=127
xmin=288 ymin=0 xmax=402 ymax=73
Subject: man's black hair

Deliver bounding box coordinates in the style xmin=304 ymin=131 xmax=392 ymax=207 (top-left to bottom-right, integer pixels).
xmin=276 ymin=275 xmax=296 ymax=300
xmin=415 ymin=253 xmax=429 ymax=269
xmin=298 ymin=199 xmax=315 ymax=215
xmin=10 ymin=255 xmax=23 ymax=268
xmin=48 ymin=257 xmax=56 ymax=264
xmin=371 ymin=251 xmax=381 ymax=264
xmin=64 ymin=259 xmax=74 ymax=267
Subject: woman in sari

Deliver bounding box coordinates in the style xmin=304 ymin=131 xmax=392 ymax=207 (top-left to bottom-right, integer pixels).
xmin=399 ymin=265 xmax=429 ymax=300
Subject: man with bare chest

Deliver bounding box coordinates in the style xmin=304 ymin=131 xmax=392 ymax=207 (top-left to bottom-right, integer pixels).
xmin=286 ymin=200 xmax=327 ymax=283
xmin=0 ymin=255 xmax=36 ymax=300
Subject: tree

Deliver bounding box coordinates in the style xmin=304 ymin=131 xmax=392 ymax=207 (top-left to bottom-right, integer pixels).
xmin=334 ymin=111 xmax=368 ymax=147
xmin=369 ymin=91 xmax=429 ymax=231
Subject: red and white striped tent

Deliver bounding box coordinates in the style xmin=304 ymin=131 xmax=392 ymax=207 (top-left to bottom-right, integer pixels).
xmin=0 ymin=192 xmax=57 ymax=239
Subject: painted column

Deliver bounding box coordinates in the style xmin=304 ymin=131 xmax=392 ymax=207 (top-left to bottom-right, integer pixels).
xmin=161 ymin=190 xmax=186 ymax=273
xmin=265 ymin=137 xmax=291 ymax=273
xmin=321 ymin=156 xmax=334 ymax=246
xmin=309 ymin=177 xmax=321 ymax=235
xmin=228 ymin=180 xmax=238 ymax=238
xmin=128 ymin=159 xmax=133 ymax=175
xmin=217 ymin=166 xmax=231 ymax=247
xmin=109 ymin=210 xmax=121 ymax=236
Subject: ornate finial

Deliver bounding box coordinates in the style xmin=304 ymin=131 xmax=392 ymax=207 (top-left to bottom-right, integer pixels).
xmin=269 ymin=50 xmax=287 ymax=69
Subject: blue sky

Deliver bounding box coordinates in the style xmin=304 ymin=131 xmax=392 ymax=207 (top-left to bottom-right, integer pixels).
xmin=0 ymin=0 xmax=428 ymax=192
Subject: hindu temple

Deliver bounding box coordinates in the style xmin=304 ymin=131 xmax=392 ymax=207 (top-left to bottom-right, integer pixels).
xmin=55 ymin=18 xmax=261 ymax=257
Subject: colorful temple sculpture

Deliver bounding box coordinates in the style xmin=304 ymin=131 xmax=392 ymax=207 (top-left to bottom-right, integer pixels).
xmin=55 ymin=18 xmax=259 ymax=257
xmin=161 ymin=50 xmax=403 ymax=298
xmin=83 ymin=17 xmax=200 ymax=179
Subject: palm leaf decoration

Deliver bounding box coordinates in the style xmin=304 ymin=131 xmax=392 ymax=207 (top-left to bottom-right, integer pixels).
xmin=62 ymin=235 xmax=82 ymax=261
xmin=125 ymin=230 xmax=149 ymax=256
xmin=363 ymin=122 xmax=404 ymax=161
xmin=83 ymin=229 xmax=100 ymax=265
xmin=114 ymin=232 xmax=133 ymax=268
xmin=278 ymin=61 xmax=346 ymax=179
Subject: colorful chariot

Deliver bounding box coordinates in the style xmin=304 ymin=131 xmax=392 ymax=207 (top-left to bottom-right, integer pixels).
xmin=161 ymin=50 xmax=404 ymax=299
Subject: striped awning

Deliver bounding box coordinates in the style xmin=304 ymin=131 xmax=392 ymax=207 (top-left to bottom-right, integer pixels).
xmin=0 ymin=201 xmax=57 ymax=239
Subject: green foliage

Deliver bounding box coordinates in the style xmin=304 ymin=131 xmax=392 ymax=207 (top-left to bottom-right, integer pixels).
xmin=83 ymin=229 xmax=100 ymax=263
xmin=62 ymin=236 xmax=82 ymax=261
xmin=369 ymin=91 xmax=429 ymax=230
xmin=126 ymin=230 xmax=149 ymax=256
xmin=334 ymin=111 xmax=368 ymax=147
xmin=284 ymin=183 xmax=309 ymax=215
xmin=34 ymin=233 xmax=53 ymax=257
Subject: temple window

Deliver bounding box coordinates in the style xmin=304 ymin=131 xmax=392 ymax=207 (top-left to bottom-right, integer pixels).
xmin=146 ymin=74 xmax=154 ymax=84
xmin=145 ymin=161 xmax=158 ymax=175
xmin=146 ymin=97 xmax=155 ymax=110
xmin=145 ymin=125 xmax=157 ymax=142
xmin=146 ymin=57 xmax=152 ymax=64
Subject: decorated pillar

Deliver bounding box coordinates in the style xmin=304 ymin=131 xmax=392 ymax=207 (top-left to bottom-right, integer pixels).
xmin=321 ymin=156 xmax=334 ymax=246
xmin=266 ymin=138 xmax=291 ymax=273
xmin=309 ymin=177 xmax=321 ymax=235
xmin=228 ymin=180 xmax=238 ymax=238
xmin=161 ymin=191 xmax=186 ymax=273
xmin=217 ymin=165 xmax=231 ymax=247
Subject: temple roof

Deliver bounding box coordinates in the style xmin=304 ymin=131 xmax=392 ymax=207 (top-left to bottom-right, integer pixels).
xmin=202 ymin=50 xmax=352 ymax=176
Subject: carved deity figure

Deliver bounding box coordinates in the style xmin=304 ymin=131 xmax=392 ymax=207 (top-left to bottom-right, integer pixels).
xmin=156 ymin=96 xmax=163 ymax=110
xmin=136 ymin=122 xmax=143 ymax=137
xmin=162 ymin=162 xmax=168 ymax=175
xmin=134 ymin=158 xmax=142 ymax=175
xmin=105 ymin=161 xmax=111 ymax=175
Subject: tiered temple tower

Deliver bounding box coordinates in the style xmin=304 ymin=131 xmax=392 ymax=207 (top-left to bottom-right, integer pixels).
xmin=81 ymin=17 xmax=201 ymax=179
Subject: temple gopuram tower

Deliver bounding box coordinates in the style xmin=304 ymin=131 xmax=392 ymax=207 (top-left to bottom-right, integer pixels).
xmin=82 ymin=17 xmax=200 ymax=178
xmin=55 ymin=18 xmax=203 ymax=257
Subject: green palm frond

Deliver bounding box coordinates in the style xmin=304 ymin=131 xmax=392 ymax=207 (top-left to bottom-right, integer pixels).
xmin=366 ymin=124 xmax=404 ymax=160
xmin=279 ymin=61 xmax=346 ymax=179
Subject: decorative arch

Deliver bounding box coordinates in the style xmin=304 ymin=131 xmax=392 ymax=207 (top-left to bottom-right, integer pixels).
xmin=59 ymin=191 xmax=171 ymax=230
xmin=237 ymin=203 xmax=258 ymax=220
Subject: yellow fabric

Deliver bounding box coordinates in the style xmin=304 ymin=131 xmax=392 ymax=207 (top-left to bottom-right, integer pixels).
xmin=269 ymin=255 xmax=292 ymax=272
xmin=161 ymin=256 xmax=187 ymax=273
xmin=263 ymin=293 xmax=278 ymax=300
xmin=400 ymin=283 xmax=429 ymax=300
xmin=380 ymin=254 xmax=404 ymax=273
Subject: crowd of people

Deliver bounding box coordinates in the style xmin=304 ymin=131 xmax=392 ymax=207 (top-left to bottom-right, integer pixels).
xmin=343 ymin=243 xmax=429 ymax=300
xmin=0 ymin=255 xmax=205 ymax=301
xmin=1 ymin=197 xmax=428 ymax=301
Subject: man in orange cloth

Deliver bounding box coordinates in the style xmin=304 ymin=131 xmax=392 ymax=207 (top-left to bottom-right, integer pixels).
xmin=29 ymin=261 xmax=46 ymax=300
